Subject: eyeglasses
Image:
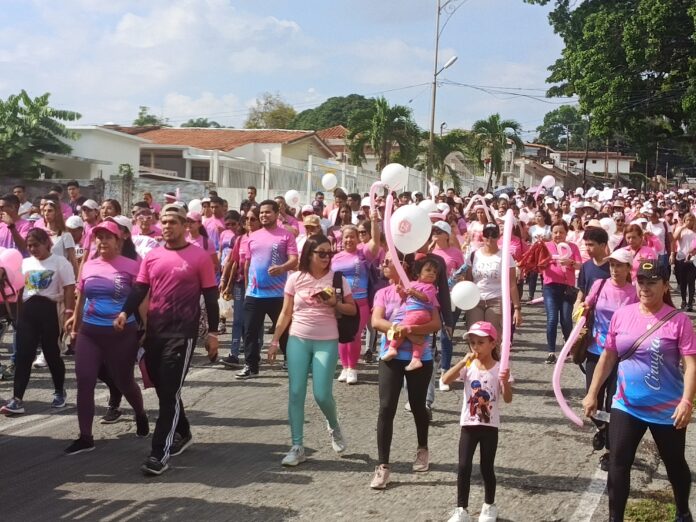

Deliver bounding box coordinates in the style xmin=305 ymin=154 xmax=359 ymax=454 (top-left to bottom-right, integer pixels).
xmin=312 ymin=250 xmax=334 ymax=259
xmin=358 ymin=230 xmax=368 ymax=234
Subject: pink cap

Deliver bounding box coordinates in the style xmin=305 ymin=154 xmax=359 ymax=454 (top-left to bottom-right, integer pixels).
xmin=186 ymin=211 xmax=202 ymax=222
xmin=301 ymin=204 xmax=314 ymax=215
xmin=91 ymin=220 xmax=123 ymax=239
xmin=463 ymin=321 xmax=498 ymax=341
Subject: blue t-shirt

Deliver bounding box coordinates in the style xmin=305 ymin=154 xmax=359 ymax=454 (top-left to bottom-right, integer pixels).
xmin=585 ymin=278 xmax=638 ymax=356
xmin=577 ymin=259 xmax=610 ymax=296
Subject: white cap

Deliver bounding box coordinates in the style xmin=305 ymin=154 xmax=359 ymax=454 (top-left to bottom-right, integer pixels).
xmin=109 ymin=215 xmax=132 ymax=232
xmin=484 ymin=193 xmax=494 ymax=200
xmin=544 ymin=197 xmax=556 ymax=205
xmin=436 ymin=202 xmax=449 ymax=213
xmin=498 ymin=193 xmax=509 ymax=200
xmin=301 ymin=204 xmax=314 ymax=214
xmin=432 ymin=221 xmax=452 ymax=236
xmin=606 ymin=248 xmax=634 ymax=265
xmin=81 ymin=199 xmax=99 ymax=210
xmin=65 ymin=216 xmax=84 ymax=229
xmin=361 ymin=197 xmax=371 ymax=208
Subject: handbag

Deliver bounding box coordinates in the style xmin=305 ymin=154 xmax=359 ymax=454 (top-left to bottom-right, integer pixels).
xmin=619 ymin=309 xmax=680 ymax=361
xmin=571 ymin=278 xmax=607 ymax=364
xmin=333 ymin=271 xmax=360 ymax=343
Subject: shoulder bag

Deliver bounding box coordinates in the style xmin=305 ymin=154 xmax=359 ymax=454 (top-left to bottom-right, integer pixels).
xmin=619 ymin=309 xmax=680 ymax=361
xmin=571 ymin=278 xmax=608 ymax=364
xmin=333 ymin=271 xmax=360 ymax=343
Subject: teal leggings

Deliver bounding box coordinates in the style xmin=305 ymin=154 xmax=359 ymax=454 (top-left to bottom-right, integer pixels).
xmin=287 ymin=335 xmax=340 ymax=446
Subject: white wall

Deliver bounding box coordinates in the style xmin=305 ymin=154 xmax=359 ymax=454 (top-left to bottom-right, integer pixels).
xmin=65 ymin=129 xmax=142 ymax=179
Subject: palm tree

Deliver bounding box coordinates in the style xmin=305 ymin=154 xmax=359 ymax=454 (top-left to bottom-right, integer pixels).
xmin=347 ymin=97 xmax=420 ymax=172
xmin=471 ymin=114 xmax=524 ymax=190
xmin=416 ymin=129 xmax=476 ymax=193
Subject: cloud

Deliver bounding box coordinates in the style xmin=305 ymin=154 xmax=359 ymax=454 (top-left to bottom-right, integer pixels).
xmin=162 ymin=92 xmax=242 ymax=127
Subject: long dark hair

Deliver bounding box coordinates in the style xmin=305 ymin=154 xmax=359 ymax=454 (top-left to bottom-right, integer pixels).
xmin=298 ymin=234 xmax=331 ymax=273
xmin=27 ymin=228 xmax=52 ymax=248
xmin=334 ymin=203 xmax=352 ymax=227
xmin=102 ymin=199 xmax=122 ymax=215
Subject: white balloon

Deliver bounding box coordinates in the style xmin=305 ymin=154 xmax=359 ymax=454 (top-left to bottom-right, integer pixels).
xmin=541 ymin=175 xmax=556 ymax=188
xmin=451 ymin=281 xmax=481 ymax=311
xmin=621 ymin=187 xmax=629 ymax=195
xmin=556 ymin=242 xmax=573 ymax=259
xmin=188 ymin=199 xmax=202 ymax=213
xmin=575 ymin=187 xmax=585 ymax=196
xmin=285 ymin=189 xmax=301 ymax=208
xmin=418 ymin=199 xmax=438 ymax=213
xmin=599 ymin=217 xmax=617 ymax=236
xmin=381 ymin=163 xmax=408 ymax=191
xmin=321 ymin=173 xmax=338 ymax=191
xmin=553 ymin=187 xmax=564 ymax=199
xmin=389 ymin=205 xmax=431 ymax=254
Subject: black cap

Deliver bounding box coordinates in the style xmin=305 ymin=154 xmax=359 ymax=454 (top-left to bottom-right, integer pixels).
xmin=636 ymin=259 xmax=668 ymax=281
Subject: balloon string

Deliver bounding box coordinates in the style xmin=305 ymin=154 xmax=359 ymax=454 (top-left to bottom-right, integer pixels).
xmin=384 ymin=193 xmax=412 ymax=289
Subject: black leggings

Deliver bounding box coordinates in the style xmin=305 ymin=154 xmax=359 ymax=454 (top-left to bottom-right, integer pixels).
xmin=674 ymin=259 xmax=696 ymax=306
xmin=608 ymin=409 xmax=692 ymax=521
xmin=14 ymin=297 xmax=65 ymax=399
xmin=585 ymin=352 xmax=617 ymax=435
xmin=377 ymin=358 xmax=432 ymax=464
xmin=457 ymin=426 xmax=498 ymax=508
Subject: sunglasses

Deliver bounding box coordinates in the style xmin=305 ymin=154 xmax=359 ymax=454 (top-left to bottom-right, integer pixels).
xmin=312 ymin=250 xmax=334 ymax=259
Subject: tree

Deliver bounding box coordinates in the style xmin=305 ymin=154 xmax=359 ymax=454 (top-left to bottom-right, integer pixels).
xmin=347 ymin=97 xmax=421 ymax=172
xmin=415 ymin=129 xmax=475 ymax=193
xmin=0 ymin=90 xmax=81 ymax=178
xmin=471 ymin=114 xmax=524 ymax=190
xmin=244 ymin=92 xmax=297 ymax=129
xmin=535 ymin=105 xmax=589 ymax=150
xmin=181 ymin=117 xmax=222 ymax=128
xmin=133 ymin=105 xmax=168 ymax=126
xmin=291 ymin=94 xmax=375 ymax=130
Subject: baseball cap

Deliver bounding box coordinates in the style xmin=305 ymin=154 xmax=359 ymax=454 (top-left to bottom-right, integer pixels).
xmin=606 ymin=249 xmax=634 ymax=265
xmin=109 ymin=215 xmax=132 ymax=232
xmin=161 ymin=203 xmax=187 ymax=220
xmin=463 ymin=321 xmax=498 ymax=341
xmin=432 ymin=221 xmax=452 ymax=236
xmin=498 ymin=193 xmax=509 ymax=201
xmin=361 ymin=197 xmax=371 ymax=208
xmin=186 ymin=211 xmax=202 ymax=222
xmin=164 ymin=191 xmax=177 ymax=201
xmin=301 ymin=204 xmax=314 ymax=215
xmin=636 ymin=259 xmax=668 ymax=281
xmin=303 ymin=215 xmax=321 ymax=228
xmin=65 ymin=216 xmax=84 ymax=229
xmin=81 ymin=199 xmax=99 ymax=210
xmin=91 ymin=220 xmax=123 ymax=239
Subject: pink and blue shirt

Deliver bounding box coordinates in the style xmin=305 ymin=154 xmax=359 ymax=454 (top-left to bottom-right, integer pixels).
xmin=78 ymin=256 xmax=140 ymax=326
xmin=242 ymin=226 xmax=298 ymax=299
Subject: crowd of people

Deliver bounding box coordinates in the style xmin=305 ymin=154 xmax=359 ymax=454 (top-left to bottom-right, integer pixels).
xmin=0 ymin=180 xmax=694 ymax=521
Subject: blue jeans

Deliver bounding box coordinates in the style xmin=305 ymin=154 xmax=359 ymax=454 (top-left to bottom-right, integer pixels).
xmin=527 ymin=271 xmax=539 ymax=300
xmin=230 ymin=282 xmax=245 ymax=357
xmin=439 ymin=308 xmax=462 ymax=371
xmin=543 ymin=283 xmax=573 ymax=353
xmin=657 ymin=253 xmax=671 ymax=281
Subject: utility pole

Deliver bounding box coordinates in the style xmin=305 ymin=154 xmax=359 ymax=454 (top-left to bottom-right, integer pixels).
xmin=427 ymin=0 xmax=442 ymax=183
xmin=654 ymin=142 xmax=659 ymax=178
xmin=581 ymin=117 xmax=590 ymax=189
xmin=604 ymin=137 xmax=609 ymax=179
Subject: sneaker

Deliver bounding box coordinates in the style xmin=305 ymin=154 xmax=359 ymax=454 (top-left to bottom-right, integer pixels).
xmin=235 ymin=365 xmax=258 ymax=379
xmin=220 ymin=354 xmax=240 ymax=367
xmin=439 ymin=377 xmax=451 ymax=392
xmin=599 ymin=452 xmax=610 ymax=472
xmin=281 ymin=361 xmax=288 ymax=371
xmin=170 ymin=432 xmax=193 ymax=456
xmin=100 ymin=407 xmax=123 ymax=424
xmin=33 ymin=352 xmax=47 ymax=368
xmin=363 ymin=350 xmax=374 ymax=363
xmin=135 ymin=414 xmax=149 ymax=438
xmin=412 ymin=447 xmax=429 ymax=472
xmin=479 ymin=502 xmax=498 ymax=522
xmin=328 ymin=424 xmax=347 ymax=454
xmin=337 ymin=368 xmax=348 ymax=382
xmin=0 ymin=397 xmax=24 ymax=415
xmin=592 ymin=428 xmax=606 ymax=451
xmin=51 ymin=391 xmax=67 ymax=408
xmin=448 ymin=507 xmax=470 ymax=522
xmin=217 ymin=321 xmax=227 ymax=335
xmin=426 ymin=405 xmax=433 ymax=421
xmin=404 ymin=401 xmax=412 ymax=412
xmin=346 ymin=368 xmax=358 ymax=385
xmin=281 ymin=445 xmax=306 ymax=467
xmin=370 ymin=464 xmax=390 ymax=489
xmin=674 ymin=511 xmax=694 ymax=522
xmin=65 ymin=437 xmax=95 ymax=455
xmin=1 ymin=363 xmax=15 ymax=380
xmin=141 ymin=456 xmax=169 ymax=476
xmin=545 ymin=353 xmax=557 ymax=365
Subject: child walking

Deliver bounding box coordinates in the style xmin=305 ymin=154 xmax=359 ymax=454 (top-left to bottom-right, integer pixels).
xmin=441 ymin=321 xmax=513 ymax=522
xmin=381 ymin=258 xmax=439 ymax=371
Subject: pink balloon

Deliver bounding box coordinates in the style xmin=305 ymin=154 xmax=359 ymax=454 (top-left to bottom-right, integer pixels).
xmin=0 ymin=247 xmax=25 ymax=297
xmin=499 ymin=210 xmax=514 ymax=373
xmin=552 ymin=316 xmax=585 ymax=427
xmin=555 ymin=242 xmax=572 ymax=260
xmin=384 ymin=193 xmax=411 ymax=289
xmin=369 ymin=181 xmax=385 ymax=213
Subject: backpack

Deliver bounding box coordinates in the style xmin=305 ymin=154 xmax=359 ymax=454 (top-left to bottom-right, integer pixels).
xmin=333 ymin=271 xmax=360 ymax=343
xmin=367 ymin=260 xmax=388 ymax=307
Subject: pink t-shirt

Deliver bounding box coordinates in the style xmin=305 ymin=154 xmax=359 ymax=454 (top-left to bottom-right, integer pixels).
xmin=625 ymin=245 xmax=658 ymax=280
xmin=0 ymin=219 xmax=33 ymax=249
xmin=137 ymin=244 xmax=217 ymax=338
xmin=187 ymin=234 xmax=217 ymax=255
xmin=432 ymin=246 xmax=465 ymax=276
xmin=284 ymin=270 xmax=351 ymax=340
xmin=78 ymin=255 xmax=140 ymax=326
xmin=241 ymin=226 xmax=298 ymax=298
xmin=543 ymin=241 xmax=582 ymax=286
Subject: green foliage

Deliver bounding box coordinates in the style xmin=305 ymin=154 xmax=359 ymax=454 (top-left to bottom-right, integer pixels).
xmin=0 ymin=90 xmax=81 ymax=178
xmin=291 ymin=94 xmax=375 ymax=130
xmin=133 ymin=106 xmax=168 ymax=126
xmin=416 ymin=129 xmax=475 ymax=193
xmin=471 ymin=114 xmax=524 ymax=189
xmin=535 ymin=105 xmax=589 ymax=149
xmin=244 ymin=92 xmax=297 ymax=129
xmin=181 ymin=118 xmax=222 ymax=128
xmin=347 ymin=97 xmax=421 ymax=172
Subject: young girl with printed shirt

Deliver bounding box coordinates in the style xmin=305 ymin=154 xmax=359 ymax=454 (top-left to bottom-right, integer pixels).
xmin=382 ymin=258 xmax=440 ymax=371
xmin=442 ymin=321 xmax=513 ymax=522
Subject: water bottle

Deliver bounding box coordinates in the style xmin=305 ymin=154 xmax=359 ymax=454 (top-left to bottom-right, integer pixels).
xmin=592 ymin=411 xmax=610 ymax=423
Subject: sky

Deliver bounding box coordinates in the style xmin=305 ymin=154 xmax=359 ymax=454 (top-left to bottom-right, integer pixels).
xmin=0 ymin=0 xmax=576 ymax=140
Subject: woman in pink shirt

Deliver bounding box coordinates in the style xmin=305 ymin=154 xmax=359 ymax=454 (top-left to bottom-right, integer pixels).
xmin=622 ymin=224 xmax=657 ymax=281
xmin=268 ymin=234 xmax=357 ymax=467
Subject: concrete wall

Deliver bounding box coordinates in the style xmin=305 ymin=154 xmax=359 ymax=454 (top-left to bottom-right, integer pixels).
xmin=0 ymin=177 xmax=103 ymax=205
xmin=71 ymin=129 xmax=142 ymax=178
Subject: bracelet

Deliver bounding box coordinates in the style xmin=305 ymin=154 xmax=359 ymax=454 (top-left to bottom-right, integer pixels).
xmin=680 ymin=398 xmax=694 ymax=409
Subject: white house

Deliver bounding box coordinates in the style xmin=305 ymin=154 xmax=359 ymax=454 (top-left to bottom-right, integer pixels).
xmin=549 ymin=151 xmax=636 ymax=175
xmin=40 ymin=125 xmax=149 ymax=180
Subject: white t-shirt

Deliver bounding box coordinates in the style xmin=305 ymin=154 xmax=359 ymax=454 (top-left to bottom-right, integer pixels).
xmin=21 ymin=254 xmax=76 ymax=302
xmin=133 ymin=235 xmax=161 ymax=259
xmin=645 ymin=220 xmax=669 ymax=255
xmin=458 ymin=360 xmax=511 ymax=428
xmin=676 ymin=228 xmax=696 ymax=259
xmin=50 ymin=232 xmax=75 ymax=259
xmin=528 ymin=224 xmax=551 ymax=242
xmin=471 ymin=249 xmax=516 ymax=301
xmin=18 ymin=201 xmax=32 ymax=218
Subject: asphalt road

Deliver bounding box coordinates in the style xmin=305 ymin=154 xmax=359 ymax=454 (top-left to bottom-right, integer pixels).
xmin=0 ymin=301 xmax=693 ymax=521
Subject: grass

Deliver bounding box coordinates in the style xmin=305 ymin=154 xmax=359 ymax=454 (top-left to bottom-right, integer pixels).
xmin=624 ymin=488 xmax=676 ymax=522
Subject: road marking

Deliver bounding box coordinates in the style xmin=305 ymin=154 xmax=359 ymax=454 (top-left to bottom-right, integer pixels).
xmin=570 ymin=467 xmax=607 ymax=521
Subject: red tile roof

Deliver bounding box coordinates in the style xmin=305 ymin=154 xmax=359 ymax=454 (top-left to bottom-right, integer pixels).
xmin=106 ymin=126 xmax=321 ymax=152
xmin=317 ymin=125 xmax=349 ymax=140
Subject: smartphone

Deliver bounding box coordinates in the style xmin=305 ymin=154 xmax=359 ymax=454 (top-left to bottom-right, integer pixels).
xmin=312 ymin=288 xmax=334 ymax=301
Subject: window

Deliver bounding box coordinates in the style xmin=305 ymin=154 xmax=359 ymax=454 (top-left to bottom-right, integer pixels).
xmin=591 ymin=160 xmax=597 ymax=164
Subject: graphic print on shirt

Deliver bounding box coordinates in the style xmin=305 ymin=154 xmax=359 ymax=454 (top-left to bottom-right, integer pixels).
xmin=25 ymin=270 xmax=55 ymax=291
xmin=467 ymin=379 xmax=493 ymax=423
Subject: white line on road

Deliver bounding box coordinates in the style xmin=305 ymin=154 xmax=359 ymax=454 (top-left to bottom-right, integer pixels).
xmin=570 ymin=467 xmax=608 ymax=521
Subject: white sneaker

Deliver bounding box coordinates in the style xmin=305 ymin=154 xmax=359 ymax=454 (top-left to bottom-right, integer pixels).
xmin=337 ymin=368 xmax=348 ymax=382
xmin=281 ymin=445 xmax=306 ymax=467
xmin=328 ymin=424 xmax=347 ymax=454
xmin=33 ymin=352 xmax=47 ymax=369
xmin=478 ymin=503 xmax=497 ymax=522
xmin=346 ymin=368 xmax=358 ymax=385
xmin=448 ymin=507 xmax=470 ymax=522
xmin=404 ymin=401 xmax=412 ymax=412
xmin=439 ymin=377 xmax=450 ymax=392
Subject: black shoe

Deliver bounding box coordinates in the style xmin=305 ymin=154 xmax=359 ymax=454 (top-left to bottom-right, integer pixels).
xmin=592 ymin=428 xmax=606 ymax=450
xmin=170 ymin=432 xmax=193 ymax=457
xmin=688 ymin=306 xmax=694 ymax=313
xmin=220 ymin=354 xmax=240 ymax=368
xmin=65 ymin=436 xmax=95 ymax=455
xmin=364 ymin=351 xmax=374 ymax=364
xmin=425 ymin=405 xmax=433 ymax=421
xmin=100 ymin=407 xmax=122 ymax=424
xmin=281 ymin=361 xmax=288 ymax=371
xmin=141 ymin=456 xmax=169 ymax=476
xmin=545 ymin=353 xmax=557 ymax=364
xmin=674 ymin=511 xmax=693 ymax=522
xmin=235 ymin=365 xmax=258 ymax=379
xmin=135 ymin=414 xmax=149 ymax=438
xmin=599 ymin=452 xmax=610 ymax=472
xmin=681 ymin=302 xmax=688 ymax=310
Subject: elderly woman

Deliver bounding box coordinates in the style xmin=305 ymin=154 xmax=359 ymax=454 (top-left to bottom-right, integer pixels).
xmin=622 ymin=224 xmax=657 ymax=281
xmin=583 ymin=260 xmax=695 ymax=522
